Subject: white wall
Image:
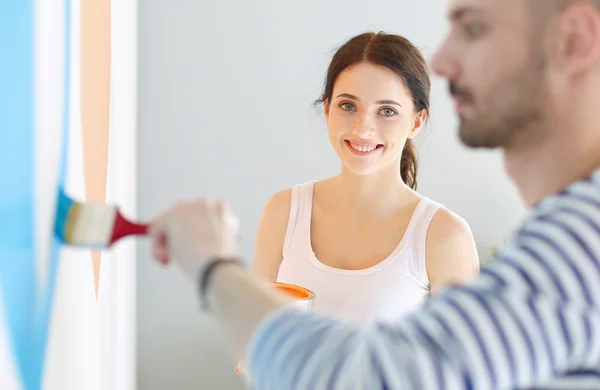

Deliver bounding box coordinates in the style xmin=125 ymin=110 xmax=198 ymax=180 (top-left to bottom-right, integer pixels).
xmin=42 ymin=0 xmax=137 ymax=389
xmin=137 ymin=1 xmax=526 ymax=389
xmin=0 ymin=0 xmax=136 ymax=389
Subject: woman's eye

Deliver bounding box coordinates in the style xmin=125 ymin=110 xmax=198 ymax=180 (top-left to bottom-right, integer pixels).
xmin=380 ymin=108 xmax=397 ymax=117
xmin=340 ymin=103 xmax=355 ymax=111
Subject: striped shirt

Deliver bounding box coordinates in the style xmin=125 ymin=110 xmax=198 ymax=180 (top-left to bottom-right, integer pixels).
xmin=246 ymin=170 xmax=600 ymax=389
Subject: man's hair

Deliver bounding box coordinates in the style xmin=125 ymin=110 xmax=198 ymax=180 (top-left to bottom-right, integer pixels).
xmin=529 ymin=0 xmax=600 ymax=31
xmin=531 ymin=0 xmax=600 ymax=15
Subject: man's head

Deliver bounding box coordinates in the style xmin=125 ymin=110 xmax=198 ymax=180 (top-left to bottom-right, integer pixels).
xmin=432 ymin=0 xmax=600 ymax=150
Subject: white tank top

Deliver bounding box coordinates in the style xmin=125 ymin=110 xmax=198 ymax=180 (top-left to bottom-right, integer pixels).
xmin=276 ymin=181 xmax=442 ymax=328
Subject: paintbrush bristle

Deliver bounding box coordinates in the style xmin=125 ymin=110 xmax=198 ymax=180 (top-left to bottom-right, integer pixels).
xmin=62 ymin=201 xmax=83 ymax=243
xmin=55 ymin=188 xmax=75 ymax=243
xmin=55 ymin=189 xmax=117 ymax=248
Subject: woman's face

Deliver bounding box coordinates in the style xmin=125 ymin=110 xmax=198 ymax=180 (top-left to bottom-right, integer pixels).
xmin=325 ymin=62 xmax=426 ymax=176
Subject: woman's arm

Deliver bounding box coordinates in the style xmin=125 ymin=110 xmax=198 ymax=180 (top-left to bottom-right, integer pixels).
xmin=251 ymin=189 xmax=292 ymax=281
xmin=425 ymin=209 xmax=480 ymax=294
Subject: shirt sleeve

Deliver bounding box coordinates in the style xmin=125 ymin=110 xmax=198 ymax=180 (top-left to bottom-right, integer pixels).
xmin=245 ymin=206 xmax=600 ymax=390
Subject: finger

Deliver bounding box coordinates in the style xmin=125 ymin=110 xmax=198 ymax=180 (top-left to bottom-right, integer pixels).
xmin=152 ymin=243 xmax=170 ymax=266
xmin=203 ymin=197 xmax=216 ymax=215
xmin=148 ymin=212 xmax=170 ymax=265
xmin=154 ymin=230 xmax=170 ymax=265
xmin=215 ymin=199 xmax=228 ymax=225
xmin=203 ymin=197 xmax=222 ymax=228
xmin=216 ymin=200 xmax=233 ymax=224
xmin=152 ymin=235 xmax=169 ymax=265
xmin=220 ymin=202 xmax=242 ymax=243
xmin=147 ymin=210 xmax=167 ymax=238
xmin=215 ymin=199 xmax=226 ymax=214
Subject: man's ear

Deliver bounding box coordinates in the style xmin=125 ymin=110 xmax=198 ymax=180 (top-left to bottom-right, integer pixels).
xmin=549 ymin=1 xmax=600 ymax=76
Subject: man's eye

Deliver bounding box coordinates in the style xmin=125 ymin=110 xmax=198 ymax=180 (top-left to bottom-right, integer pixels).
xmin=464 ymin=23 xmax=486 ymax=38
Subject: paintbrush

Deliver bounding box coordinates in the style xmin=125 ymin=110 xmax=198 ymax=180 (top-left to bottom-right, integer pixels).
xmin=54 ymin=188 xmax=148 ymax=248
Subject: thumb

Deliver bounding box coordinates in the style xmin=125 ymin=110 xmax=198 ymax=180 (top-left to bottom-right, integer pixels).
xmin=216 ymin=200 xmax=241 ymax=237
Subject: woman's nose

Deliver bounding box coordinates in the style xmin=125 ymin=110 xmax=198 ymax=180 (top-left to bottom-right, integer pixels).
xmin=352 ymin=114 xmax=375 ymax=137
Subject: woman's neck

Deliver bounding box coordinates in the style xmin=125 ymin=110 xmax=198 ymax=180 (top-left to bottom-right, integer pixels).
xmin=328 ymin=164 xmax=417 ymax=221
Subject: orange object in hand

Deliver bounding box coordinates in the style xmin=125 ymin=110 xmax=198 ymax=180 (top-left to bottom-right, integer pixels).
xmin=268 ymin=281 xmax=315 ymax=308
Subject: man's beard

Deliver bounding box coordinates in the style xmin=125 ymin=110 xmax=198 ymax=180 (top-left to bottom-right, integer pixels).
xmin=452 ymin=53 xmax=547 ymax=150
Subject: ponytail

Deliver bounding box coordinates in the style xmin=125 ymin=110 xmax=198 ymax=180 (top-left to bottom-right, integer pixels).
xmin=401 ymin=139 xmax=418 ymax=190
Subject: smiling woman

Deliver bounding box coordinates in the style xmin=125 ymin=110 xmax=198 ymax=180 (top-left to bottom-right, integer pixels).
xmin=251 ymin=31 xmax=481 ymax=330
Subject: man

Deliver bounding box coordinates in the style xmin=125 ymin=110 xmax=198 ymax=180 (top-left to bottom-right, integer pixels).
xmin=149 ymin=0 xmax=600 ymax=388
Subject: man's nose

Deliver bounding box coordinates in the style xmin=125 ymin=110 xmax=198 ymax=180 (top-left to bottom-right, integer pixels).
xmin=430 ymin=38 xmax=460 ymax=80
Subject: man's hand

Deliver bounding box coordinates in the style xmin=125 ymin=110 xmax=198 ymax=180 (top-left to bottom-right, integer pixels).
xmin=148 ymin=198 xmax=240 ymax=281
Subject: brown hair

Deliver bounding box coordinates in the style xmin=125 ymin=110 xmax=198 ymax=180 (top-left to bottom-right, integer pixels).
xmin=316 ymin=31 xmax=430 ymax=190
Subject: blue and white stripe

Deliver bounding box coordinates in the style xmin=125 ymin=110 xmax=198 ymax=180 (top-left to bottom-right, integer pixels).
xmin=247 ymin=171 xmax=600 ymax=389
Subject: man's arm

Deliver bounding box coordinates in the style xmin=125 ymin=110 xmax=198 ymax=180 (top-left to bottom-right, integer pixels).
xmin=204 ymin=263 xmax=290 ymax=359
xmin=246 ymin=253 xmax=600 ymax=388
xmin=206 ymin=205 xmax=600 ymax=389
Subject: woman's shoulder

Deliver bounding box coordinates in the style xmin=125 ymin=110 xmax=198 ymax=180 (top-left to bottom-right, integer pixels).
xmin=262 ymin=178 xmax=324 ymax=216
xmin=422 ymin=200 xmax=480 ymax=290
xmin=420 ymin=198 xmax=471 ymax=240
xmin=430 ymin=207 xmax=471 ymax=238
xmin=262 ymin=187 xmax=293 ymax=220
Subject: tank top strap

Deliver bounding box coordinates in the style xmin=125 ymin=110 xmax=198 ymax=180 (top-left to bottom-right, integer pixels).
xmin=282 ymin=180 xmax=315 ymax=251
xmin=411 ymin=197 xmax=443 ymax=287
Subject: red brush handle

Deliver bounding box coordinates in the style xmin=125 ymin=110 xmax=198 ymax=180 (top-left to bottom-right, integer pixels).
xmin=109 ymin=209 xmax=149 ymax=246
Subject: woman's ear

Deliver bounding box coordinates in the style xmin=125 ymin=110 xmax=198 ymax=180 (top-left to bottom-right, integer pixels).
xmin=323 ymin=98 xmax=330 ymax=120
xmin=408 ymin=109 xmax=427 ymax=139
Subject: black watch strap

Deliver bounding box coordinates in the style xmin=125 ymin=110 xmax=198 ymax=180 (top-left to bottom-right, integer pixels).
xmin=198 ymin=257 xmax=242 ymax=310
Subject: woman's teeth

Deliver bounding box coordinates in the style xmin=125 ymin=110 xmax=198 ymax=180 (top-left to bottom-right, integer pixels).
xmin=349 ymin=142 xmax=378 ymax=152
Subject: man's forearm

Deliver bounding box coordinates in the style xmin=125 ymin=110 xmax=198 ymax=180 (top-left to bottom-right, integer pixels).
xmin=202 ymin=183 xmax=600 ymax=389
xmin=204 ymin=262 xmax=290 ymax=357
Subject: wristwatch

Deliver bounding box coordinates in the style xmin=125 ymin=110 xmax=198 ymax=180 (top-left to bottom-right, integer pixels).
xmin=198 ymin=257 xmax=243 ymax=310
